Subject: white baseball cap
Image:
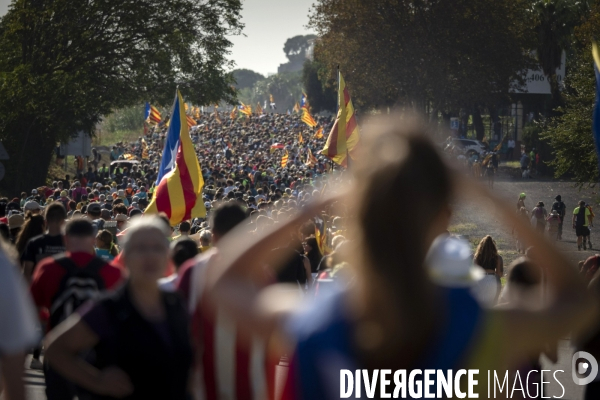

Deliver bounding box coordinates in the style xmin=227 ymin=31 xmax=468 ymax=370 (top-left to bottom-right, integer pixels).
xmin=426 ymin=235 xmax=484 ymax=287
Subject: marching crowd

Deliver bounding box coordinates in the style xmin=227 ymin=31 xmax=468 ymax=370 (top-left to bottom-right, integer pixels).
xmin=2 ymin=114 xmax=600 ymax=400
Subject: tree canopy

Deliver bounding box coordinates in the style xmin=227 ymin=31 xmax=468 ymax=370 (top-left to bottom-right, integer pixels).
xmin=278 ymin=34 xmax=316 ymax=73
xmin=0 ymin=0 xmax=242 ymax=193
xmin=309 ymin=0 xmax=535 ymax=113
xmin=232 ymin=69 xmax=265 ymax=90
xmin=540 ymin=0 xmax=600 ymax=185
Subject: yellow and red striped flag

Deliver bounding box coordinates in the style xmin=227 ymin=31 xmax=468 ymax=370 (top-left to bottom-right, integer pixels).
xmin=293 ymin=102 xmax=300 ymax=113
xmin=269 ymin=94 xmax=274 ymax=103
xmin=214 ymin=110 xmax=222 ymax=124
xmin=186 ymin=115 xmax=197 ymax=128
xmin=281 ymin=150 xmax=289 ymax=168
xmin=145 ymin=103 xmax=162 ymax=125
xmin=298 ymin=132 xmax=304 ymax=144
xmin=194 ymin=106 xmax=201 ymax=119
xmin=315 ymin=221 xmax=333 ymax=256
xmin=141 ymin=138 xmax=149 ymax=159
xmin=306 ymin=148 xmax=318 ymax=167
xmin=314 ymin=126 xmax=324 ymax=139
xmin=230 ymin=107 xmax=237 ymax=119
xmin=301 ymin=108 xmax=318 ymax=128
xmin=321 ymin=71 xmax=360 ymax=166
xmin=256 ymin=102 xmax=263 ymax=115
xmin=145 ymin=90 xmax=206 ymax=225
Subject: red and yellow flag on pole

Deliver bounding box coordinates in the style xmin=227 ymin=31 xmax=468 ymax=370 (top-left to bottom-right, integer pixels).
xmin=321 ymin=71 xmax=360 ymax=166
xmin=306 ymin=148 xmax=318 ymax=167
xmin=256 ymin=102 xmax=263 ymax=115
xmin=293 ymin=102 xmax=301 ymax=113
xmin=230 ymin=107 xmax=237 ymax=119
xmin=214 ymin=110 xmax=222 ymax=124
xmin=298 ymin=132 xmax=304 ymax=144
xmin=301 ymin=108 xmax=318 ymax=128
xmin=145 ymin=91 xmax=206 ymax=225
xmin=314 ymin=126 xmax=324 ymax=139
xmin=281 ymin=150 xmax=289 ymax=168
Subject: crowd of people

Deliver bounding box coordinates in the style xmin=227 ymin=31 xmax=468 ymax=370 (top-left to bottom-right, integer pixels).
xmin=2 ymin=113 xmax=600 ymax=400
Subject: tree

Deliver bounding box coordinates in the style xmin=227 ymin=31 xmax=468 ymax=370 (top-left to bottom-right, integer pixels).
xmin=232 ymin=69 xmax=265 ymax=90
xmin=278 ymin=34 xmax=317 ymax=73
xmin=309 ymin=0 xmax=534 ymax=114
xmin=0 ymin=0 xmax=242 ymax=193
xmin=237 ymin=72 xmax=303 ymax=111
xmin=528 ymin=0 xmax=591 ymax=111
xmin=540 ymin=1 xmax=600 ymax=185
xmin=302 ymin=59 xmax=336 ymax=113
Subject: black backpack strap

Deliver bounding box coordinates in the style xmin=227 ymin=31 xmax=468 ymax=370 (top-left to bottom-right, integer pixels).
xmin=85 ymin=257 xmax=108 ymax=290
xmin=52 ymin=254 xmax=79 ymax=274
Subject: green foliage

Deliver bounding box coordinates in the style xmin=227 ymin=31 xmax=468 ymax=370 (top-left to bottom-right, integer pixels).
xmin=541 ymin=52 xmax=597 ymax=185
xmin=0 ymin=0 xmax=242 ymax=193
xmin=309 ymin=0 xmax=535 ymax=112
xmin=102 ymin=105 xmax=146 ymax=134
xmin=237 ymin=72 xmax=303 ymax=112
xmin=232 ymin=69 xmax=265 ymax=90
xmin=279 ymin=35 xmax=317 ymax=73
xmin=302 ymin=59 xmax=336 ymax=113
xmin=528 ymin=0 xmax=591 ymax=109
xmin=539 ymin=0 xmax=600 ymax=185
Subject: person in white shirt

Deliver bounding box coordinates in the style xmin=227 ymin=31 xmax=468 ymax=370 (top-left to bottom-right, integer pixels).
xmin=223 ymin=179 xmax=236 ymax=195
xmin=0 ymin=243 xmax=39 ymax=400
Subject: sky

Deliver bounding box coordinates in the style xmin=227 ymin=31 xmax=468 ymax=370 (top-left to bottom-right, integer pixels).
xmin=0 ymin=0 xmax=316 ymax=76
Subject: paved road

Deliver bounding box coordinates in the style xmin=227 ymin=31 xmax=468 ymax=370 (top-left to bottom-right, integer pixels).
xmin=13 ymin=169 xmax=597 ymax=400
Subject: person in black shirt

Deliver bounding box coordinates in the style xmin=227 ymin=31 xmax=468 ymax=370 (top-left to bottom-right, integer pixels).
xmin=21 ymin=203 xmax=66 ymax=281
xmin=551 ymin=195 xmax=566 ymax=240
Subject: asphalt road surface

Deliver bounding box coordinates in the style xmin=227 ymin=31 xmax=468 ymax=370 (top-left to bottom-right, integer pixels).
xmin=10 ymin=167 xmax=598 ymax=400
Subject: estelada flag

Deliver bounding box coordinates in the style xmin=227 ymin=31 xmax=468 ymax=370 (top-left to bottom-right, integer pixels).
xmin=321 ymin=71 xmax=360 ymax=166
xmin=145 ymin=90 xmax=206 ymax=225
xmin=306 ymin=148 xmax=318 ymax=167
xmin=145 ymin=103 xmax=162 ymax=125
xmin=301 ymin=108 xmax=317 ymax=128
xmin=281 ymin=150 xmax=289 ymax=168
xmin=256 ymin=102 xmax=263 ymax=115
xmin=298 ymin=132 xmax=304 ymax=144
xmin=186 ymin=115 xmax=197 ymax=128
xmin=314 ymin=126 xmax=324 ymax=139
xmin=141 ymin=138 xmax=149 ymax=159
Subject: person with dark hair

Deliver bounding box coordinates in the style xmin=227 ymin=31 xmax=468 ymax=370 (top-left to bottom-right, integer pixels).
xmin=21 ymin=203 xmax=67 ymax=282
xmin=552 ymin=195 xmax=566 ymax=240
xmin=472 ymin=235 xmax=503 ymax=306
xmin=16 ymin=215 xmax=46 ymax=270
xmin=573 ymin=200 xmax=593 ymax=251
xmin=30 ymin=218 xmax=123 ymax=399
xmin=206 ymin=117 xmax=597 ymax=399
xmin=159 ymin=238 xmax=198 ymax=292
xmin=302 ymin=236 xmax=323 ymax=274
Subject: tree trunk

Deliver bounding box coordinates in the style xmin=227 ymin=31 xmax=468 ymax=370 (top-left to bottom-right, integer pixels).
xmin=473 ymin=106 xmax=485 ymax=141
xmin=0 ymin=124 xmax=56 ymax=196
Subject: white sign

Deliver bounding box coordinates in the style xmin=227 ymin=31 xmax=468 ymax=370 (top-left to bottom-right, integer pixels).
xmin=512 ymin=51 xmax=566 ymax=95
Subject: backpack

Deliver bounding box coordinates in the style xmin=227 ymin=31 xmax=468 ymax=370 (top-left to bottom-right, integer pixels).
xmin=552 ymin=201 xmax=565 ymax=217
xmin=49 ymin=254 xmax=107 ymax=328
xmin=576 ymin=207 xmax=588 ymax=227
